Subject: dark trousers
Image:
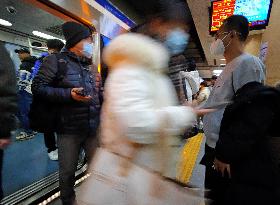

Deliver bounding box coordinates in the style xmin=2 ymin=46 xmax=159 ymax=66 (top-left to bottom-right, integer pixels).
xmin=57 ymin=133 xmax=98 ymax=205
xmin=201 ymin=144 xmax=230 ymax=205
xmin=205 ymin=164 xmax=230 ymax=205
xmin=44 ymin=132 xmax=57 ymax=153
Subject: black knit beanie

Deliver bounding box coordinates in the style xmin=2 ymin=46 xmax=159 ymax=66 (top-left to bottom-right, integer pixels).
xmin=62 ymin=21 xmax=92 ymax=49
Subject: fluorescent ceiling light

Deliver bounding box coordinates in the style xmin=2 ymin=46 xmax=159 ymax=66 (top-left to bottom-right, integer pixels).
xmin=220 ymin=58 xmax=226 ymax=60
xmin=0 ymin=19 xmax=12 ymax=26
xmin=32 ymin=31 xmax=66 ymax=44
xmin=220 ymin=63 xmax=226 ymax=66
xmin=213 ymin=69 xmax=223 ymax=76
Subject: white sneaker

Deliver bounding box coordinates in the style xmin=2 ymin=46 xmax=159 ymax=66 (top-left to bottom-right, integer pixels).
xmin=48 ymin=149 xmax=58 ymax=161
xmin=16 ymin=132 xmax=27 ymax=140
xmin=16 ymin=132 xmax=33 ymax=141
xmin=29 ymin=131 xmax=38 ymax=137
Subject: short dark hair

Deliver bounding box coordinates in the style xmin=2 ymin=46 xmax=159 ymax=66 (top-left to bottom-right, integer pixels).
xmin=130 ymin=23 xmax=147 ymax=34
xmin=211 ymin=75 xmax=218 ymax=80
xmin=223 ymin=15 xmax=249 ymax=42
xmin=149 ymin=0 xmax=191 ymax=24
xmin=200 ymin=81 xmax=208 ymax=87
xmin=46 ymin=39 xmax=65 ymax=51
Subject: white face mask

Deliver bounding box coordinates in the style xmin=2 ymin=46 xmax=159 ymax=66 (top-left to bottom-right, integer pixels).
xmin=82 ymin=43 xmax=94 ymax=58
xmin=210 ymin=39 xmax=225 ymax=56
xmin=210 ymin=32 xmax=231 ymax=56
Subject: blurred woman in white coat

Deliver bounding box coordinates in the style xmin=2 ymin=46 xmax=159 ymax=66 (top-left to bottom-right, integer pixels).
xmin=78 ymin=33 xmax=205 ymax=205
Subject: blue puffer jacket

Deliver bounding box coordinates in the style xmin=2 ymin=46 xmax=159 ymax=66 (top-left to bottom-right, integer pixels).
xmin=31 ymin=49 xmax=101 ymax=135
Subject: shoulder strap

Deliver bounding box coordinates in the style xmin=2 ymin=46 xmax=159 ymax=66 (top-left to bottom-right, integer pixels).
xmin=55 ymin=53 xmax=69 ymax=80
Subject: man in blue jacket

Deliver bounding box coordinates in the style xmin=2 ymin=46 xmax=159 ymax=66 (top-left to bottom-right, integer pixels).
xmin=32 ymin=22 xmax=101 ymax=205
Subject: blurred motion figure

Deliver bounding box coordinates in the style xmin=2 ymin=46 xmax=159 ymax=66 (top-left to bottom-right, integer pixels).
xmin=78 ymin=33 xmax=200 ymax=205
xmin=0 ymin=43 xmax=17 ymax=201
xmin=130 ymin=0 xmax=191 ymax=57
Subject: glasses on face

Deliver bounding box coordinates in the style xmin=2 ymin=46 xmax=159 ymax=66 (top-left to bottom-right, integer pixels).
xmin=214 ymin=31 xmax=242 ymax=40
xmin=214 ymin=32 xmax=229 ymax=40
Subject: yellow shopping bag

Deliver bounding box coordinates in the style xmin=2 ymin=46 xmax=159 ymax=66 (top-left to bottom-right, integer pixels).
xmin=176 ymin=133 xmax=204 ymax=184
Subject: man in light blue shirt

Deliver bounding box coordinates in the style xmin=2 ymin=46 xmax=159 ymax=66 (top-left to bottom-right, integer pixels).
xmin=201 ymin=15 xmax=265 ymax=204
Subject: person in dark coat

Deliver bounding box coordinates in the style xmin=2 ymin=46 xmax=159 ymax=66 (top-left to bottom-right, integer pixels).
xmin=0 ymin=43 xmax=18 ymax=200
xmin=214 ymin=81 xmax=280 ymax=205
xmin=31 ymin=39 xmax=65 ymax=161
xmin=32 ymin=22 xmax=101 ymax=205
xmin=15 ymin=48 xmax=37 ymax=140
xmin=15 ymin=48 xmax=37 ymax=73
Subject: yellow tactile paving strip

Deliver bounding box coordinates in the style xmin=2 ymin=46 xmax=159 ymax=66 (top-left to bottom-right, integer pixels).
xmin=176 ymin=133 xmax=204 ymax=184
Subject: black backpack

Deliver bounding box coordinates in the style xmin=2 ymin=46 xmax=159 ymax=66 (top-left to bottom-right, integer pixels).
xmin=29 ymin=53 xmax=68 ymax=133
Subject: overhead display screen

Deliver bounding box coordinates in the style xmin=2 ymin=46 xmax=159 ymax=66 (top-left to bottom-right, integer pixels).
xmin=210 ymin=0 xmax=272 ymax=32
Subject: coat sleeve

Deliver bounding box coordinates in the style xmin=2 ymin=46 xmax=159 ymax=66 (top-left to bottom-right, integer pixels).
xmin=32 ymin=55 xmax=73 ymax=103
xmin=106 ymin=70 xmax=196 ymax=144
xmin=0 ymin=49 xmax=18 ymax=138
xmin=215 ymin=102 xmax=274 ymax=164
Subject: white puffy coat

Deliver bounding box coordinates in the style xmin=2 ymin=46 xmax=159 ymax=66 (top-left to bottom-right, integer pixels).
xmin=101 ymin=33 xmax=196 ymax=178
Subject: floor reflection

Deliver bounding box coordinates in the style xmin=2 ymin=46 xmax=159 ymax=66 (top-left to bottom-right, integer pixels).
xmin=2 ymin=132 xmax=58 ymax=196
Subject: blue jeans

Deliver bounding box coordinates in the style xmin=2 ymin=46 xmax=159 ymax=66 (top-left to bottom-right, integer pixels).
xmin=17 ymin=90 xmax=33 ymax=133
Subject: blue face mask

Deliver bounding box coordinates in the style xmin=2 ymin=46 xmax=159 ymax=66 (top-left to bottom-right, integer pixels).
xmin=164 ymin=28 xmax=190 ymax=55
xmin=82 ymin=43 xmax=94 ymax=58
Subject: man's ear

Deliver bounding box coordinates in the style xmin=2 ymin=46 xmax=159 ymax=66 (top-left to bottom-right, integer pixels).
xmin=231 ymin=31 xmax=235 ymax=38
xmin=233 ymin=30 xmax=240 ymax=39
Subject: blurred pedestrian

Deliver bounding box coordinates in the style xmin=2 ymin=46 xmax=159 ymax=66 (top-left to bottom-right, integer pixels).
xmin=130 ymin=0 xmax=191 ymax=57
xmin=78 ymin=33 xmax=212 ymax=205
xmin=195 ymin=81 xmax=210 ymax=107
xmin=208 ymin=75 xmax=218 ymax=91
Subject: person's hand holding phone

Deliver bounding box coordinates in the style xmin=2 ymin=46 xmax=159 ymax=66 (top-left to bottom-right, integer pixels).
xmin=71 ymin=88 xmax=92 ymax=103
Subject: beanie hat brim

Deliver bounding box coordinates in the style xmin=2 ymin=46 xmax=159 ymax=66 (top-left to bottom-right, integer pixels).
xmin=62 ymin=21 xmax=92 ymax=49
xmin=65 ymin=30 xmax=91 ymax=49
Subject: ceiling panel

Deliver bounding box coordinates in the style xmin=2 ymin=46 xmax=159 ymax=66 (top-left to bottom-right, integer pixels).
xmin=0 ymin=0 xmax=65 ymax=39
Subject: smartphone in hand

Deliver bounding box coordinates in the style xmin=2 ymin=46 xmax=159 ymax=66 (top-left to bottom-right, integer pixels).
xmin=74 ymin=88 xmax=87 ymax=97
